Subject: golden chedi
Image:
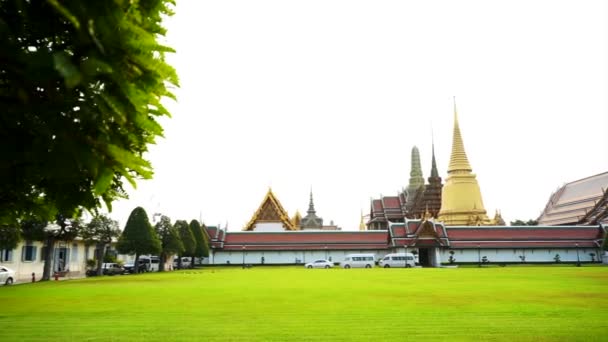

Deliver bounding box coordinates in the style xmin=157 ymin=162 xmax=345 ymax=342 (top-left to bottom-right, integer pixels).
xmin=438 ymin=103 xmax=492 ymax=226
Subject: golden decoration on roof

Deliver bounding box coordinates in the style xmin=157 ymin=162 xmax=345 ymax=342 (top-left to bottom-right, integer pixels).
xmin=244 ymin=188 xmax=296 ymax=231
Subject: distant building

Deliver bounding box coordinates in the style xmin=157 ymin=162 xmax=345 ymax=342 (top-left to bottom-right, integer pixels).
xmin=243 ymin=188 xmax=340 ymax=232
xmin=538 ymin=171 xmax=608 ymax=226
xmin=368 ymin=103 xmax=504 ymax=229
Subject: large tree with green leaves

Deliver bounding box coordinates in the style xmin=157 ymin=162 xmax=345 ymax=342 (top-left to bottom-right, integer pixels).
xmin=510 ymin=219 xmax=538 ymax=226
xmin=175 ymin=220 xmax=195 ymax=269
xmin=0 ymin=0 xmax=178 ymax=226
xmin=116 ymin=207 xmax=161 ymax=273
xmin=154 ymin=215 xmax=183 ymax=272
xmin=189 ymin=220 xmax=209 ymax=267
xmin=0 ymin=225 xmax=21 ymax=253
xmin=21 ymin=215 xmax=81 ymax=281
xmin=81 ymin=214 xmax=120 ymax=276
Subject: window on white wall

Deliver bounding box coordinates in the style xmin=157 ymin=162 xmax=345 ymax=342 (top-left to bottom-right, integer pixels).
xmin=21 ymin=242 xmax=37 ymax=262
xmin=1 ymin=249 xmax=13 ymax=262
xmin=72 ymin=243 xmax=78 ymax=262
xmin=40 ymin=247 xmax=47 ymax=262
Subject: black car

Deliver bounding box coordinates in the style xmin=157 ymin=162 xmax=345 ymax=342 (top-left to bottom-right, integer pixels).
xmin=123 ymin=259 xmax=150 ymax=274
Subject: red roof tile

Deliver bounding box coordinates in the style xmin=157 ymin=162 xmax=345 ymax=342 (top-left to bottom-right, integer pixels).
xmin=446 ymin=227 xmax=603 ymax=241
xmin=372 ymin=200 xmax=383 ymax=212
xmin=224 ymin=231 xmax=388 ymax=245
xmin=383 ymin=197 xmax=401 ymax=209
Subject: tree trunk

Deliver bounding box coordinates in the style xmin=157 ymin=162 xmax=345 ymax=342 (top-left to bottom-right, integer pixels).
xmin=41 ymin=236 xmax=55 ymax=281
xmin=191 ymin=256 xmax=195 ymax=269
xmin=159 ymin=252 xmax=166 ymax=272
xmin=134 ymin=253 xmax=140 ymax=273
xmin=177 ymin=255 xmax=182 ymax=269
xmin=96 ymin=242 xmax=105 ymax=276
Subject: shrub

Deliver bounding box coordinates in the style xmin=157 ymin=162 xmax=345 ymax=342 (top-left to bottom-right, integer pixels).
xmin=554 ymin=254 xmax=561 ymax=263
xmin=448 ymin=251 xmax=456 ymax=264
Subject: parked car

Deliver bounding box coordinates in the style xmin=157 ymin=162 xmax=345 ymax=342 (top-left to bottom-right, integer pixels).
xmin=102 ymin=263 xmax=125 ymax=275
xmin=173 ymin=257 xmax=192 ymax=269
xmin=0 ymin=266 xmax=15 ymax=285
xmin=305 ymin=259 xmax=333 ymax=269
xmin=340 ymin=253 xmax=375 ymax=268
xmin=123 ymin=259 xmax=149 ymax=274
xmin=379 ymin=253 xmax=415 ymax=268
xmin=140 ymin=256 xmax=160 ymax=272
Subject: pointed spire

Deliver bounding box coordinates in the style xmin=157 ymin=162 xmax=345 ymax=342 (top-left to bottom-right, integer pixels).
xmin=430 ymin=137 xmax=439 ymax=178
xmin=359 ymin=210 xmax=366 ymax=231
xmin=307 ymin=187 xmax=316 ymax=215
xmin=407 ymin=146 xmax=425 ymax=194
xmin=448 ymin=97 xmax=472 ymax=173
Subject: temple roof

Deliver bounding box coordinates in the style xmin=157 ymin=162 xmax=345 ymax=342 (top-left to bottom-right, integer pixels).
xmin=300 ymin=190 xmax=323 ymax=228
xmin=244 ymin=188 xmax=295 ymax=231
xmin=209 ymin=219 xmax=605 ymax=251
xmin=222 ymin=230 xmax=388 ymax=250
xmin=538 ymin=171 xmax=608 ymax=225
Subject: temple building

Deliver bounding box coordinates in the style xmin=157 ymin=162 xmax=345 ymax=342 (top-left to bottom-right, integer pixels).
xmin=243 ymin=188 xmax=340 ymax=232
xmin=300 ymin=190 xmax=324 ymax=229
xmin=538 ymin=171 xmax=608 ymax=226
xmin=367 ymin=145 xmax=444 ymax=230
xmin=243 ymin=188 xmax=295 ymax=231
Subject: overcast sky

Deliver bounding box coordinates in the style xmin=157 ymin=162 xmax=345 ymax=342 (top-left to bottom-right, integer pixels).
xmin=107 ymin=0 xmax=608 ymax=231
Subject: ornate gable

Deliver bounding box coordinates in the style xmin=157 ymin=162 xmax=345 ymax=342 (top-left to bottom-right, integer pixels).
xmin=244 ymin=189 xmax=296 ymax=231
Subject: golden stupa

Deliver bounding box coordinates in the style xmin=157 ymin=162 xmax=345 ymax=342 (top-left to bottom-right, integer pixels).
xmin=437 ymin=101 xmax=493 ymax=226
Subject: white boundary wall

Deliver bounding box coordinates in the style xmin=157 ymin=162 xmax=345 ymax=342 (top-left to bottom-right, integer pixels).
xmin=439 ymin=248 xmax=603 ymax=263
xmin=210 ymin=247 xmax=605 ymax=265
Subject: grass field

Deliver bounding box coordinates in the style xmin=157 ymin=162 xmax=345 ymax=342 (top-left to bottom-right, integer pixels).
xmin=1 ymin=266 xmax=607 ymax=341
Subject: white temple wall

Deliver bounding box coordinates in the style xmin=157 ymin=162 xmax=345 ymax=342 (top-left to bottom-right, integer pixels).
xmin=439 ymin=248 xmax=602 ymax=263
xmin=211 ymin=247 xmax=603 ymax=265
xmin=212 ymin=249 xmax=393 ymax=265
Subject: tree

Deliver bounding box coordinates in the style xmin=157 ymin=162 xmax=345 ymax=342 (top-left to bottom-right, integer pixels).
xmin=116 ymin=207 xmax=161 ymax=273
xmin=0 ymin=0 xmax=178 ymax=226
xmin=0 ymin=225 xmax=21 ymax=253
xmin=510 ymin=219 xmax=538 ymax=226
xmin=175 ymin=220 xmax=195 ymax=269
xmin=154 ymin=215 xmax=183 ymax=272
xmin=190 ymin=220 xmax=210 ymax=267
xmin=21 ymin=215 xmax=81 ymax=280
xmin=81 ymin=214 xmax=120 ymax=276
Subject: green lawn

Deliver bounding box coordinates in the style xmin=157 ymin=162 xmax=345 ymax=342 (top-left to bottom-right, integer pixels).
xmin=1 ymin=266 xmax=607 ymax=341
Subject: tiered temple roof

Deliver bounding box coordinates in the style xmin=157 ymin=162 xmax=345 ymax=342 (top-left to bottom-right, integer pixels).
xmin=244 ymin=188 xmax=295 ymax=231
xmin=300 ymin=190 xmax=323 ymax=229
xmin=538 ymin=171 xmax=608 ymax=226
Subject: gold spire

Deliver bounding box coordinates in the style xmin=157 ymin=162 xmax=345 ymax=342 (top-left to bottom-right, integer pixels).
xmin=438 ymin=99 xmax=491 ymax=226
xmin=359 ymin=210 xmax=366 ymax=231
xmin=448 ymin=98 xmax=472 ymax=173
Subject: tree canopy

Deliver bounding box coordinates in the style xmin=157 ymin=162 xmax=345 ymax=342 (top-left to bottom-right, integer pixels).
xmin=81 ymin=214 xmax=121 ymax=275
xmin=0 ymin=0 xmax=178 ymax=226
xmin=175 ymin=220 xmax=195 ymax=257
xmin=155 ymin=215 xmax=183 ymax=271
xmin=116 ymin=207 xmax=161 ymax=261
xmin=510 ymin=219 xmax=538 ymax=226
xmin=0 ymin=225 xmax=21 ymax=251
xmin=190 ymin=220 xmax=209 ymax=258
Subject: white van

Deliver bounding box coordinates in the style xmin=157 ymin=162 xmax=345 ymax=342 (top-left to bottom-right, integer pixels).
xmin=341 ymin=253 xmax=375 ymax=268
xmin=379 ymin=253 xmax=415 ymax=268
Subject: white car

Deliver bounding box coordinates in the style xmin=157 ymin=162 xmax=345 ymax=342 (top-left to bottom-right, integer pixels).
xmin=0 ymin=266 xmax=15 ymax=285
xmin=305 ymin=259 xmax=333 ymax=269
